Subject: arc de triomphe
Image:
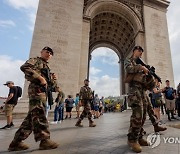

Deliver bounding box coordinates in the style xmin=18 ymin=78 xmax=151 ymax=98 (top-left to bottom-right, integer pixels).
xmin=22 ymin=0 xmax=174 ymax=100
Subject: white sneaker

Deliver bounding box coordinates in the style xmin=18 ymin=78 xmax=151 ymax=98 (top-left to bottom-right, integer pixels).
xmin=176 ymin=117 xmax=180 ymax=120
xmin=50 ymin=121 xmax=58 ymax=124
xmin=57 ymin=121 xmax=61 ymax=124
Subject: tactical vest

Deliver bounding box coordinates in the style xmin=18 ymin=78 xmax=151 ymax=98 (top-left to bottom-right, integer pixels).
xmin=124 ymin=59 xmax=146 ymax=84
xmin=80 ymin=86 xmax=92 ymax=100
xmin=144 ymin=75 xmax=155 ymax=91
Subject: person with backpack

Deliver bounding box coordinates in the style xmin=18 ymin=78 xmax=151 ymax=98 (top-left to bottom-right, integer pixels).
xmin=0 ymin=81 xmax=22 ymax=129
xmin=162 ymin=80 xmax=176 ymax=121
xmin=64 ymin=95 xmax=74 ymax=119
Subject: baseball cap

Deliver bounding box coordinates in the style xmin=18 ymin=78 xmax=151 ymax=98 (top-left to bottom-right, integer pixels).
xmin=3 ymin=81 xmax=14 ymax=85
xmin=133 ymin=46 xmax=144 ymax=52
xmin=42 ymin=46 xmax=54 ymax=55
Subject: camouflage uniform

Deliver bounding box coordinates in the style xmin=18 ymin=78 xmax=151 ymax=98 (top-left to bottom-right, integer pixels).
xmin=139 ymin=96 xmax=158 ymax=135
xmin=11 ymin=57 xmax=57 ymax=142
xmin=78 ymin=85 xmax=94 ymax=122
xmin=124 ymin=57 xmax=155 ymax=141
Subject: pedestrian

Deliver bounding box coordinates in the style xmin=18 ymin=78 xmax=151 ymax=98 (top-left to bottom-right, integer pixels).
xmin=94 ymin=94 xmax=100 ymax=119
xmin=146 ymin=95 xmax=167 ymax=132
xmin=50 ymin=88 xmax=65 ymax=124
xmin=75 ymin=79 xmax=96 ymax=127
xmin=176 ymin=83 xmax=180 ymax=119
xmin=74 ymin=93 xmax=80 ymax=118
xmin=64 ymin=95 xmax=74 ymax=119
xmin=160 ymin=96 xmax=166 ymax=115
xmin=0 ymin=81 xmax=20 ymax=129
xmin=8 ymin=46 xmax=59 ymax=151
xmin=100 ymin=96 xmax=105 ymax=115
xmin=125 ymin=46 xmax=156 ymax=153
xmin=162 ymin=80 xmax=176 ymax=121
xmin=152 ymin=79 xmax=162 ymax=122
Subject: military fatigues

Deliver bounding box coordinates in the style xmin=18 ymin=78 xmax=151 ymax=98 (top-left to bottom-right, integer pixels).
xmin=78 ymin=86 xmax=93 ymax=122
xmin=75 ymin=85 xmax=96 ymax=128
xmin=124 ymin=57 xmax=155 ymax=141
xmin=12 ymin=57 xmax=56 ymax=142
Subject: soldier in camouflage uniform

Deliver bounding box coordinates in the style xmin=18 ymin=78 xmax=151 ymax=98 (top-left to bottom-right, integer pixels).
xmin=8 ymin=46 xmax=59 ymax=151
xmin=75 ymin=79 xmax=96 ymax=127
xmin=124 ymin=46 xmax=156 ymax=153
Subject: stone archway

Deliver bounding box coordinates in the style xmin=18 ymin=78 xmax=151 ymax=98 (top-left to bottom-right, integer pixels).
xmin=83 ymin=0 xmax=144 ymax=94
xmin=22 ymin=0 xmax=174 ymax=101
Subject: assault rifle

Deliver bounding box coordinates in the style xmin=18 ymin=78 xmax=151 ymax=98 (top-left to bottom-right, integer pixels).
xmin=41 ymin=68 xmax=55 ymax=110
xmin=136 ymin=57 xmax=162 ymax=83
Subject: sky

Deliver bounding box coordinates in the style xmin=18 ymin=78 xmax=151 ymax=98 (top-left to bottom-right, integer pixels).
xmin=0 ymin=0 xmax=179 ymax=97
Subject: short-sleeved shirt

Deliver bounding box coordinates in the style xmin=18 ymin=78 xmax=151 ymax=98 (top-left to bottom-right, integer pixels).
xmin=65 ymin=98 xmax=74 ymax=107
xmin=74 ymin=96 xmax=79 ymax=106
xmin=94 ymin=97 xmax=100 ymax=106
xmin=163 ymin=87 xmax=175 ymax=100
xmin=7 ymin=86 xmax=18 ymax=104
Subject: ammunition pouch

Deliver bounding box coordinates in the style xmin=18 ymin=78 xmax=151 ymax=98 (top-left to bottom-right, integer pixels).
xmin=127 ymin=90 xmax=141 ymax=107
xmin=133 ymin=73 xmax=146 ymax=84
xmin=125 ymin=72 xmax=146 ymax=84
xmin=124 ymin=74 xmax=134 ymax=83
xmin=144 ymin=75 xmax=156 ymax=91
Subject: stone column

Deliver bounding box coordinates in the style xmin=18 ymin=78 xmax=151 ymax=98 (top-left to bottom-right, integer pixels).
xmin=143 ymin=3 xmax=174 ymax=87
xmin=22 ymin=0 xmax=85 ymax=100
xmin=135 ymin=31 xmax=146 ymax=61
xmin=78 ymin=19 xmax=91 ymax=90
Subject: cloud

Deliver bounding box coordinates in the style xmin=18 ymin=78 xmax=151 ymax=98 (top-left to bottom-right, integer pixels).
xmin=0 ymin=55 xmax=25 ymax=97
xmin=4 ymin=0 xmax=39 ymax=31
xmin=27 ymin=11 xmax=37 ymax=31
xmin=5 ymin=0 xmax=39 ymax=10
xmin=167 ymin=1 xmax=180 ymax=42
xmin=90 ymin=67 xmax=102 ymax=75
xmin=91 ymin=47 xmax=119 ymax=66
xmin=90 ymin=75 xmax=120 ymax=97
xmin=167 ymin=0 xmax=180 ymax=87
xmin=0 ymin=20 xmax=16 ymax=27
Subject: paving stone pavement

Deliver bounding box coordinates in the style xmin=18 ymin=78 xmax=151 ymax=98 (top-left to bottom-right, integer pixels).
xmin=0 ymin=111 xmax=180 ymax=154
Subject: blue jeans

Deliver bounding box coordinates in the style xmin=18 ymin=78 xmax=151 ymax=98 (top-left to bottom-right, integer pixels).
xmin=54 ymin=105 xmax=64 ymax=121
